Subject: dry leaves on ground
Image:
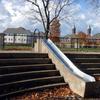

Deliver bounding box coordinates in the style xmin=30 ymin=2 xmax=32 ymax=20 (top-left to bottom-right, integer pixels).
xmin=11 ymin=85 xmax=78 ymax=100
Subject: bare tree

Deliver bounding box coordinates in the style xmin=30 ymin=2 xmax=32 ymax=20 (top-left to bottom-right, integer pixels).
xmin=87 ymin=0 xmax=100 ymax=8
xmin=26 ymin=0 xmax=75 ymax=38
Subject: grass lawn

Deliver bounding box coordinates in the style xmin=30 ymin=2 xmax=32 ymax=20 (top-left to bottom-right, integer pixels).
xmin=60 ymin=48 xmax=100 ymax=52
xmin=2 ymin=45 xmax=32 ymax=50
xmin=0 ymin=43 xmax=100 ymax=52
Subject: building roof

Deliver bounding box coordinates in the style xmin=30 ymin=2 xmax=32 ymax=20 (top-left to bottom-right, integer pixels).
xmin=64 ymin=34 xmax=77 ymax=38
xmin=3 ymin=27 xmax=32 ymax=35
xmin=93 ymin=33 xmax=100 ymax=39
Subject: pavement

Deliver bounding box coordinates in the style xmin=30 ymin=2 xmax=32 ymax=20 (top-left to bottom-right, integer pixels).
xmin=0 ymin=50 xmax=34 ymax=53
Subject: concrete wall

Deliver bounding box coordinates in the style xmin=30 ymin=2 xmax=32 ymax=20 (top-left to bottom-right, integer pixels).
xmin=34 ymin=39 xmax=96 ymax=97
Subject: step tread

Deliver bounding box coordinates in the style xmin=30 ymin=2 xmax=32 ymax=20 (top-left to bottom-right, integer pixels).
xmin=0 ymin=82 xmax=67 ymax=97
xmin=0 ymin=64 xmax=55 ymax=74
xmin=0 ymin=70 xmax=60 ymax=84
xmin=0 ymin=70 xmax=58 ymax=77
xmin=72 ymin=59 xmax=100 ymax=63
xmin=0 ymin=76 xmax=63 ymax=87
xmin=81 ymin=68 xmax=100 ymax=70
xmin=81 ymin=69 xmax=100 ymax=75
xmin=0 ymin=58 xmax=52 ymax=66
xmin=75 ymin=63 xmax=100 ymax=66
xmin=72 ymin=57 xmax=100 ymax=60
xmin=78 ymin=63 xmax=100 ymax=64
xmin=91 ymin=73 xmax=100 ymax=76
xmin=0 ymin=53 xmax=67 ymax=98
xmin=0 ymin=63 xmax=55 ymax=69
xmin=0 ymin=58 xmax=50 ymax=60
xmin=75 ymin=63 xmax=100 ymax=68
xmin=0 ymin=53 xmax=47 ymax=54
xmin=0 ymin=53 xmax=48 ymax=59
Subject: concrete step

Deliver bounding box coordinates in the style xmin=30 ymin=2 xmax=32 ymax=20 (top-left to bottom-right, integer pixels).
xmin=0 ymin=53 xmax=67 ymax=98
xmin=0 ymin=53 xmax=48 ymax=59
xmin=0 ymin=82 xmax=67 ymax=98
xmin=65 ymin=53 xmax=100 ymax=97
xmin=65 ymin=53 xmax=100 ymax=58
xmin=0 ymin=70 xmax=60 ymax=84
xmin=81 ymin=68 xmax=100 ymax=74
xmin=71 ymin=58 xmax=100 ymax=63
xmin=75 ymin=63 xmax=100 ymax=68
xmin=91 ymin=73 xmax=100 ymax=78
xmin=0 ymin=64 xmax=55 ymax=75
xmin=90 ymin=73 xmax=100 ymax=80
xmin=0 ymin=58 xmax=52 ymax=66
xmin=0 ymin=76 xmax=64 ymax=96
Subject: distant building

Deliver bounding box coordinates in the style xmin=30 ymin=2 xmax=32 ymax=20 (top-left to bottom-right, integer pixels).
xmin=61 ymin=25 xmax=98 ymax=48
xmin=3 ymin=27 xmax=33 ymax=44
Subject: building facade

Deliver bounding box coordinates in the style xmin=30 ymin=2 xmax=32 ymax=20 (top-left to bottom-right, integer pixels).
xmin=3 ymin=27 xmax=33 ymax=44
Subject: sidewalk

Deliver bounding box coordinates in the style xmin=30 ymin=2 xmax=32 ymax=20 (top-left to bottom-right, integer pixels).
xmin=0 ymin=50 xmax=34 ymax=53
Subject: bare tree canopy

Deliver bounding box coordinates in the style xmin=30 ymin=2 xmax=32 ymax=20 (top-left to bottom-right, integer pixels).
xmin=26 ymin=0 xmax=75 ymax=38
xmin=88 ymin=0 xmax=100 ymax=8
xmin=26 ymin=0 xmax=100 ymax=38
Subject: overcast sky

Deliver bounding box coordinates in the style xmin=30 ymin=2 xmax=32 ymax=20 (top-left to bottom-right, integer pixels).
xmin=0 ymin=0 xmax=100 ymax=36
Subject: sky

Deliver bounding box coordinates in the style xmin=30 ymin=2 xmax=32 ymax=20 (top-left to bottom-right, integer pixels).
xmin=0 ymin=0 xmax=100 ymax=36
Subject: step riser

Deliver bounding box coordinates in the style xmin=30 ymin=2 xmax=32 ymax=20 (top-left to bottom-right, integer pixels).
xmin=75 ymin=64 xmax=100 ymax=68
xmin=0 ymin=64 xmax=55 ymax=75
xmin=0 ymin=71 xmax=60 ymax=84
xmin=0 ymin=77 xmax=64 ymax=95
xmin=82 ymin=70 xmax=100 ymax=74
xmin=0 ymin=59 xmax=52 ymax=66
xmin=0 ymin=53 xmax=66 ymax=98
xmin=0 ymin=53 xmax=48 ymax=59
xmin=0 ymin=83 xmax=67 ymax=98
xmin=65 ymin=54 xmax=100 ymax=58
xmin=72 ymin=59 xmax=100 ymax=63
xmin=66 ymin=53 xmax=100 ymax=81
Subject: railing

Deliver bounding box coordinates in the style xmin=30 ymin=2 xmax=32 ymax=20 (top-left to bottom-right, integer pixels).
xmin=40 ymin=39 xmax=95 ymax=97
xmin=43 ymin=39 xmax=95 ymax=82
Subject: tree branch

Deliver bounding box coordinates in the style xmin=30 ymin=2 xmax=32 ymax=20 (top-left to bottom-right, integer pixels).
xmin=27 ymin=0 xmax=38 ymax=7
xmin=27 ymin=0 xmax=47 ymax=32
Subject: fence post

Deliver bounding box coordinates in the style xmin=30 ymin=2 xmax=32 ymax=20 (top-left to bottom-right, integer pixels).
xmin=77 ymin=38 xmax=79 ymax=51
xmin=31 ymin=35 xmax=34 ymax=48
xmin=13 ymin=34 xmax=16 ymax=44
xmin=0 ymin=33 xmax=5 ymax=49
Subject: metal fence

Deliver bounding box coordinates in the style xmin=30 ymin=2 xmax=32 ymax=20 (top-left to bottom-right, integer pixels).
xmin=0 ymin=34 xmax=45 ymax=50
xmin=0 ymin=34 xmax=100 ymax=52
xmin=51 ymin=37 xmax=100 ymax=52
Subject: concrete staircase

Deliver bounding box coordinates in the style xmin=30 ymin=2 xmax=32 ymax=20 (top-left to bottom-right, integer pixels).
xmin=0 ymin=53 xmax=67 ymax=98
xmin=65 ymin=53 xmax=100 ymax=97
xmin=65 ymin=53 xmax=100 ymax=81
